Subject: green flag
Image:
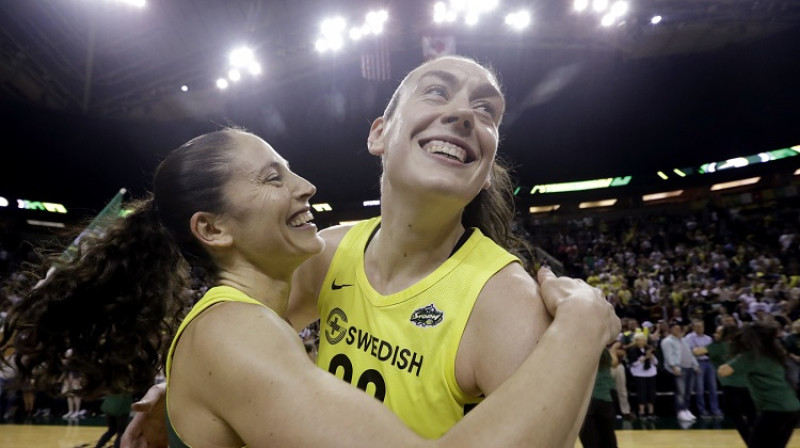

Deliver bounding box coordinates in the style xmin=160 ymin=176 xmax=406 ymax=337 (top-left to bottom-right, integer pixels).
xmin=61 ymin=188 xmax=128 ymax=262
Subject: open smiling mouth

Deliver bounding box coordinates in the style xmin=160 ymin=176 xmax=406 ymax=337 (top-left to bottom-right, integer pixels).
xmin=419 ymin=139 xmax=474 ymax=163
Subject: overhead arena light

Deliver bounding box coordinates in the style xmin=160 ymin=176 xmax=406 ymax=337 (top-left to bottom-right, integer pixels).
xmin=579 ymin=199 xmax=617 ymax=209
xmin=642 ymin=190 xmax=684 ymax=202
xmin=710 ymin=177 xmax=760 ymax=191
xmin=529 ymin=205 xmax=560 ymax=214
xmin=105 ymin=0 xmax=146 ymax=7
xmin=651 ymin=15 xmax=662 ymax=24
xmin=432 ymin=0 xmax=497 ymax=25
xmin=530 ymin=176 xmax=631 ymax=194
xmin=505 ymin=11 xmax=531 ymax=30
xmin=316 ymin=10 xmax=388 ymax=54
xmin=593 ymin=0 xmax=609 ymax=13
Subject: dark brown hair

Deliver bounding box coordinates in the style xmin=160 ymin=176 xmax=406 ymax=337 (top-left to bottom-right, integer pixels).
xmin=0 ymin=128 xmax=249 ymax=398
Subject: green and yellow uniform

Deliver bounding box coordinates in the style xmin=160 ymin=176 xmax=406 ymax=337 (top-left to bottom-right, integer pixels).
xmin=165 ymin=286 xmax=259 ymax=448
xmin=728 ymin=353 xmax=800 ymax=412
xmin=317 ymin=217 xmax=519 ymax=438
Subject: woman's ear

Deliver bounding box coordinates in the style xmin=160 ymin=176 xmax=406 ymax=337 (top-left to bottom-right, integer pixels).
xmin=190 ymin=211 xmax=233 ymax=249
xmin=367 ymin=117 xmax=386 ymax=156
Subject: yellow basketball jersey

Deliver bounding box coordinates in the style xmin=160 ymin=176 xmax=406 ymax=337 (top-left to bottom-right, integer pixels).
xmin=316 ymin=217 xmax=520 ymax=438
xmin=166 ymin=286 xmax=262 ymax=448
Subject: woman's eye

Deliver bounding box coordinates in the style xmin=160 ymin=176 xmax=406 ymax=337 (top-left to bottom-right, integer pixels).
xmin=475 ymin=103 xmax=497 ymax=118
xmin=425 ymin=85 xmax=448 ymax=98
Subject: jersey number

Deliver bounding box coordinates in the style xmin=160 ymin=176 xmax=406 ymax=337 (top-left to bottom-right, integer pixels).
xmin=328 ymin=353 xmax=386 ymax=402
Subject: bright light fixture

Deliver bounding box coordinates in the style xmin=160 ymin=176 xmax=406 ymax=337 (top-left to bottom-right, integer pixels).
xmin=574 ymin=0 xmax=589 ymax=12
xmin=651 ymin=15 xmax=662 ymax=24
xmin=180 ymin=85 xmax=188 ymax=92
xmin=111 ymin=0 xmax=146 ymax=7
xmin=228 ymin=69 xmax=241 ymax=82
xmin=229 ymin=47 xmax=255 ymax=68
xmin=579 ymin=199 xmax=617 ymax=209
xmin=529 ymin=205 xmax=560 ymax=213
xmin=593 ymin=0 xmax=609 ymax=13
xmin=600 ymin=12 xmax=616 ymax=26
xmin=710 ymin=177 xmax=760 ymax=191
xmin=642 ymin=190 xmax=683 ymax=202
xmin=216 ymin=78 xmax=228 ymax=89
xmin=505 ymin=11 xmax=531 ymax=30
xmin=610 ymin=1 xmax=628 ymax=17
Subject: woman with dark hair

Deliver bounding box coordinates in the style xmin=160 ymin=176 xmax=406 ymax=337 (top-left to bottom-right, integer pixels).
xmin=719 ymin=321 xmax=800 ymax=448
xmin=126 ymin=54 xmax=605 ymax=446
xmin=708 ymin=324 xmax=757 ymax=445
xmin=0 ymin=128 xmax=619 ymax=447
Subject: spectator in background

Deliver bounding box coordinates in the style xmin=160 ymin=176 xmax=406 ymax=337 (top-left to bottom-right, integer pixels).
xmin=60 ymin=367 xmax=83 ymax=419
xmin=94 ymin=392 xmax=133 ymax=448
xmin=661 ymin=321 xmax=699 ymax=422
xmin=627 ymin=332 xmax=658 ymax=420
xmin=612 ymin=322 xmax=633 ymax=420
xmin=579 ymin=345 xmax=619 ymax=448
xmin=720 ymin=321 xmax=800 ymax=448
xmin=708 ymin=324 xmax=756 ymax=446
xmin=782 ymin=319 xmax=800 ymax=395
xmin=685 ymin=319 xmax=723 ymax=418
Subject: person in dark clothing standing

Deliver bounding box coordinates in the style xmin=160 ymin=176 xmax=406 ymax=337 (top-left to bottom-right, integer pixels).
xmin=720 ymin=321 xmax=800 ymax=448
xmin=708 ymin=324 xmax=756 ymax=446
xmin=579 ymin=346 xmax=619 ymax=448
xmin=94 ymin=393 xmax=133 ymax=448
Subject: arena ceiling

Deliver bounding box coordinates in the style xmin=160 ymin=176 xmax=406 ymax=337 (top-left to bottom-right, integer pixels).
xmin=1 ymin=0 xmax=799 ymax=213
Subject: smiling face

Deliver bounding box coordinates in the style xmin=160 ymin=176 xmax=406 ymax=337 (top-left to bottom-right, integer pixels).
xmin=217 ymin=133 xmax=324 ymax=273
xmin=368 ymin=57 xmax=505 ymax=204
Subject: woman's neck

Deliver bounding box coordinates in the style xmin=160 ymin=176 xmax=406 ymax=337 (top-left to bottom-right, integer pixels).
xmin=216 ymin=266 xmax=293 ymax=317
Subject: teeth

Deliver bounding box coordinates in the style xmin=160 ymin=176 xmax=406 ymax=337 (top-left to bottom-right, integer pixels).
xmin=289 ymin=211 xmax=314 ymax=227
xmin=423 ymin=140 xmax=467 ymax=163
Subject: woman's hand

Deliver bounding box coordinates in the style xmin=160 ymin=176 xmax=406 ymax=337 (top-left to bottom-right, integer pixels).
xmin=120 ymin=382 xmax=168 ymax=448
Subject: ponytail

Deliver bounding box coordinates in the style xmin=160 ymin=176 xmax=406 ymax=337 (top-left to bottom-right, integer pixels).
xmin=0 ymin=196 xmax=193 ymax=398
xmin=462 ymin=157 xmax=531 ymax=266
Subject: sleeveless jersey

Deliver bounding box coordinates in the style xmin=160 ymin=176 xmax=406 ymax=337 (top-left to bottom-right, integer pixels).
xmin=316 ymin=217 xmax=520 ymax=438
xmin=166 ymin=286 xmax=262 ymax=448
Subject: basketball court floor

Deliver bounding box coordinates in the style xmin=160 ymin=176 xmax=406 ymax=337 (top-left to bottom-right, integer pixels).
xmin=2 ymin=415 xmax=800 ymax=447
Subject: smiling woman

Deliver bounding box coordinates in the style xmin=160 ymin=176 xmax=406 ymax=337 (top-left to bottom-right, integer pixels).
xmin=0 ymin=124 xmax=620 ymax=448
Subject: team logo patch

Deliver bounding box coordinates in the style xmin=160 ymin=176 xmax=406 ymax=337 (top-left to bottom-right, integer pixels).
xmin=325 ymin=307 xmax=349 ymax=345
xmin=410 ymin=304 xmax=444 ymax=327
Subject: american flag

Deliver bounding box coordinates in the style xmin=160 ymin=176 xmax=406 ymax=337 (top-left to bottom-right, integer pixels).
xmin=361 ymin=35 xmax=391 ymax=81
